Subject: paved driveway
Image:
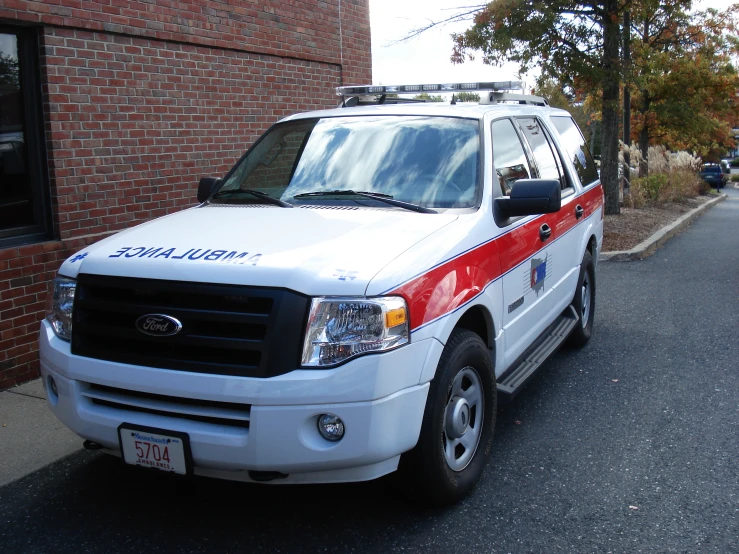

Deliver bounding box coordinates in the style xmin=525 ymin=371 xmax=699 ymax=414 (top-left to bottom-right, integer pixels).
xmin=1 ymin=189 xmax=737 ymax=553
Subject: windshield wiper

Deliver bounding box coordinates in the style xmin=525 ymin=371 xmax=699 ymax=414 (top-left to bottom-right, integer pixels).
xmin=293 ymin=190 xmax=436 ymax=214
xmin=211 ymin=189 xmax=293 ymax=208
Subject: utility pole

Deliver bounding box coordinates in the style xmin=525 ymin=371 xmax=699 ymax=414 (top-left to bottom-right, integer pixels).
xmin=622 ymin=10 xmax=631 ymax=198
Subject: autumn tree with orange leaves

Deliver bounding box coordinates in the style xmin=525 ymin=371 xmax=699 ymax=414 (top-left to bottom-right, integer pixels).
xmin=627 ymin=4 xmax=739 ymax=172
xmin=449 ymin=1 xmax=625 ymax=214
xmin=417 ymin=1 xmax=739 ymax=213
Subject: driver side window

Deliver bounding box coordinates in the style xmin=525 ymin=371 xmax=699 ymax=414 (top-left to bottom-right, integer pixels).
xmin=491 ymin=119 xmax=533 ymax=196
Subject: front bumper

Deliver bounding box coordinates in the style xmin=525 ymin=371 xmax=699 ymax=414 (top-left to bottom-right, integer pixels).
xmin=39 ymin=321 xmax=437 ymax=483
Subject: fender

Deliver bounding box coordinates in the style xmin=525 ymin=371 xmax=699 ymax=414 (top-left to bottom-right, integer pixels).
xmin=416 ymin=299 xmax=504 ymax=384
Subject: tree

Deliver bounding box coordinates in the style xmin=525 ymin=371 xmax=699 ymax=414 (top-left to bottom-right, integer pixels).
xmin=627 ymin=4 xmax=739 ymax=171
xmin=532 ymin=79 xmax=593 ymax=145
xmin=456 ymin=91 xmax=480 ymax=102
xmin=413 ymin=93 xmax=445 ymax=102
xmin=401 ymin=1 xmax=738 ymax=210
xmin=0 ymin=53 xmax=19 ymax=93
xmin=449 ymin=1 xmax=628 ymax=214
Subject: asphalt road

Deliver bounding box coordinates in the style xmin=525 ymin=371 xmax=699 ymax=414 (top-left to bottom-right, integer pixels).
xmin=1 ymin=189 xmax=737 ymax=553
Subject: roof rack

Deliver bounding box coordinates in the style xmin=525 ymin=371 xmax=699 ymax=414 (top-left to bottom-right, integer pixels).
xmin=336 ymin=81 xmax=523 ymax=97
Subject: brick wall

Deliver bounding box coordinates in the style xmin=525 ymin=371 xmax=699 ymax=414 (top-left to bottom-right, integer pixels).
xmin=0 ymin=0 xmax=372 ymax=388
xmin=339 ymin=0 xmax=373 ymax=85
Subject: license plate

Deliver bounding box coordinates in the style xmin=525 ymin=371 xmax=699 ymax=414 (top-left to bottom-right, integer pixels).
xmin=118 ymin=424 xmax=192 ymax=475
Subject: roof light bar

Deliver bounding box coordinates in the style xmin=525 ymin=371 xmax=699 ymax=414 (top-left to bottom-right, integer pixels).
xmin=336 ymin=81 xmax=523 ymax=97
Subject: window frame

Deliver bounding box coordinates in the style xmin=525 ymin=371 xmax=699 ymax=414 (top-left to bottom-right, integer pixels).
xmin=0 ymin=25 xmax=52 ymax=248
xmin=515 ymin=116 xmax=575 ymax=198
xmin=549 ymin=115 xmax=600 ymax=189
xmin=490 ymin=116 xmax=535 ymax=199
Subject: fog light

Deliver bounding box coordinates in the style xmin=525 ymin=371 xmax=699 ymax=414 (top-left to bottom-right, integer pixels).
xmin=317 ymin=414 xmax=345 ymax=442
xmin=48 ymin=376 xmax=58 ymax=399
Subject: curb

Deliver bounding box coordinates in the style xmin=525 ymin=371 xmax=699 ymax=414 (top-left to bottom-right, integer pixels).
xmin=600 ymin=193 xmax=727 ymax=262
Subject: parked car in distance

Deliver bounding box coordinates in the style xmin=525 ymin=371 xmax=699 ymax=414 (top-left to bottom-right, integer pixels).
xmin=699 ymin=163 xmax=727 ymax=189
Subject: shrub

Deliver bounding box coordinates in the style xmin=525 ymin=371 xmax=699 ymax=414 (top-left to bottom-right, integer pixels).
xmin=731 ymin=174 xmax=739 ymax=182
xmin=731 ymin=157 xmax=739 ymax=168
xmin=667 ymin=169 xmax=703 ymax=199
xmin=624 ymin=179 xmax=647 ymax=208
xmin=627 ymin=175 xmax=666 ymax=207
xmin=628 ymin=170 xmax=702 ymax=206
xmin=619 ymin=142 xmax=708 ymax=205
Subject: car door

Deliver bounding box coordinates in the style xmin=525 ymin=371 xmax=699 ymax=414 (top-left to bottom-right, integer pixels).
xmin=517 ymin=116 xmax=581 ymax=322
xmin=491 ymin=117 xmax=558 ymax=368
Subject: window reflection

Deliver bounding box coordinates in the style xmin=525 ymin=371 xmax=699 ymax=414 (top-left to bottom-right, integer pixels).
xmin=220 ymin=116 xmax=481 ymax=209
xmin=491 ymin=119 xmax=532 ymax=196
xmin=518 ymin=117 xmax=561 ymax=184
xmin=0 ymin=32 xmax=33 ymax=232
xmin=550 ymin=116 xmax=599 ymax=186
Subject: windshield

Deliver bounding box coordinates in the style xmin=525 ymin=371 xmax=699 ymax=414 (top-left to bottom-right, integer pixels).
xmin=216 ymin=116 xmax=481 ymax=209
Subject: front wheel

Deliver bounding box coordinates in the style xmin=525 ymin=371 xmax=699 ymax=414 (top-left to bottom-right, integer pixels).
xmin=567 ymin=249 xmax=595 ymax=347
xmin=397 ymin=329 xmax=496 ymax=506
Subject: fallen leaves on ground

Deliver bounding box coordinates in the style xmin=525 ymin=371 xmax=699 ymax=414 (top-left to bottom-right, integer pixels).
xmin=603 ymin=196 xmax=710 ymax=252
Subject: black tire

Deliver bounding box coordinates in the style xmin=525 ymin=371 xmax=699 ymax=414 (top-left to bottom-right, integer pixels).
xmin=397 ymin=329 xmax=496 ymax=506
xmin=567 ymin=249 xmax=595 ymax=347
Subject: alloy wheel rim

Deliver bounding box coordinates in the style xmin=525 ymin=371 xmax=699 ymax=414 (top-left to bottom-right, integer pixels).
xmin=442 ymin=366 xmax=484 ymax=472
xmin=581 ymin=271 xmax=591 ymax=326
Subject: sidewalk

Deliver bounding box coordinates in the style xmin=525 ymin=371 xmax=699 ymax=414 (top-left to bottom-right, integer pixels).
xmin=0 ymin=378 xmax=82 ymax=487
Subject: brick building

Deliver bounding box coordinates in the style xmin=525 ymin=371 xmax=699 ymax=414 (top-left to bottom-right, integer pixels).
xmin=0 ymin=0 xmax=372 ymax=389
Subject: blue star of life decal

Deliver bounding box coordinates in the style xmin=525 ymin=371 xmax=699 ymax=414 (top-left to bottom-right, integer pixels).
xmin=334 ymin=269 xmax=358 ymax=281
xmin=69 ymin=252 xmax=88 ymax=263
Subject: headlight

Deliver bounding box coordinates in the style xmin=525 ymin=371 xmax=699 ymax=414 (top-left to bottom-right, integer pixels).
xmin=45 ymin=276 xmax=76 ymax=341
xmin=302 ymin=297 xmax=409 ymax=367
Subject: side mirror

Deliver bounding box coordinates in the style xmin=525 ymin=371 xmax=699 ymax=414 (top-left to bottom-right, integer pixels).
xmin=197 ymin=177 xmax=221 ymax=203
xmin=495 ymin=179 xmax=561 ymax=218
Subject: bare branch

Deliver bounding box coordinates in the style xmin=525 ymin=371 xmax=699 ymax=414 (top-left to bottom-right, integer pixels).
xmin=389 ymin=4 xmax=487 ymax=45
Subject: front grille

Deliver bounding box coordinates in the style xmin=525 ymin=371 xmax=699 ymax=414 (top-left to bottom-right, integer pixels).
xmin=82 ymin=383 xmax=251 ymax=428
xmin=72 ymin=274 xmax=310 ymax=377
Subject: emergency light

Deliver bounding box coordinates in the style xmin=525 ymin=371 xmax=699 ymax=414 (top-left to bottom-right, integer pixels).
xmin=336 ymin=81 xmax=523 ymax=96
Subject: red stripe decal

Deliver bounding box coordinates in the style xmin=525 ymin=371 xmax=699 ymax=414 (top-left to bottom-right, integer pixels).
xmin=390 ymin=185 xmax=603 ymax=330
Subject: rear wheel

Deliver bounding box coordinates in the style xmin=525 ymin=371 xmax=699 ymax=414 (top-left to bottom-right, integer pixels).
xmin=567 ymin=249 xmax=595 ymax=347
xmin=397 ymin=329 xmax=496 ymax=506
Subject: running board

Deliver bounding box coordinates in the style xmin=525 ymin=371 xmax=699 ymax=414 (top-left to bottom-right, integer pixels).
xmin=497 ymin=305 xmax=579 ymax=399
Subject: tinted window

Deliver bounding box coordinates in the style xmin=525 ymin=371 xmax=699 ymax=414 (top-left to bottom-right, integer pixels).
xmin=0 ymin=27 xmax=50 ymax=247
xmin=219 ymin=116 xmax=481 ymax=209
xmin=491 ymin=118 xmax=532 ymax=196
xmin=550 ymin=116 xmax=599 ymax=186
xmin=518 ymin=118 xmax=563 ymax=188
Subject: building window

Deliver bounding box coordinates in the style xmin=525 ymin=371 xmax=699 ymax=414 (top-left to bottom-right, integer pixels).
xmin=0 ymin=26 xmax=50 ymax=247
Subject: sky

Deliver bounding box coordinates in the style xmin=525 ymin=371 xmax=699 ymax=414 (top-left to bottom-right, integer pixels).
xmin=369 ymin=0 xmax=737 ymax=92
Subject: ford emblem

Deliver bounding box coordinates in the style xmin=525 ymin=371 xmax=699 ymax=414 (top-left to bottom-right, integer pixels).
xmin=135 ymin=314 xmax=182 ymax=337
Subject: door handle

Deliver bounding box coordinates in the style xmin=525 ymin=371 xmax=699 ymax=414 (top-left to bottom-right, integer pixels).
xmin=575 ymin=204 xmax=584 ymax=219
xmin=539 ymin=223 xmax=552 ymax=242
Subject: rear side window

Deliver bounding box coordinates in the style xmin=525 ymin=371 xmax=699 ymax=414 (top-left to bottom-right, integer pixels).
xmin=550 ymin=116 xmax=599 ymax=187
xmin=491 ymin=118 xmax=533 ymax=196
xmin=517 ymin=117 xmax=565 ymax=190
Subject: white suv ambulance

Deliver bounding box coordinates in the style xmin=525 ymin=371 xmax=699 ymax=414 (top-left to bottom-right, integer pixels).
xmin=41 ymin=82 xmax=603 ymax=505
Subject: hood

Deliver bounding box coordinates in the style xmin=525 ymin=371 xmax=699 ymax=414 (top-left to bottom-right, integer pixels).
xmin=60 ymin=205 xmax=458 ymax=296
